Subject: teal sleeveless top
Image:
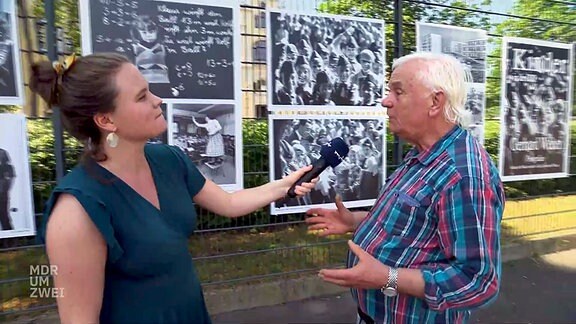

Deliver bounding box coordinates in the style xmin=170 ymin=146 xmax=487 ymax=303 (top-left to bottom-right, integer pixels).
xmin=38 ymin=144 xmax=212 ymax=324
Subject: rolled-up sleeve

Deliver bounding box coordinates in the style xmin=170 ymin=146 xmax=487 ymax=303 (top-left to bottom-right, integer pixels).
xmin=421 ymin=175 xmax=504 ymax=312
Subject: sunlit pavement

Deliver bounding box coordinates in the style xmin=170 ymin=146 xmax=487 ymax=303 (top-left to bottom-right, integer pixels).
xmin=213 ymin=249 xmax=576 ymax=323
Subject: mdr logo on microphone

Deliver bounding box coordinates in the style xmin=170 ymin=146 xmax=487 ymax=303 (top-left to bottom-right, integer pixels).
xmin=29 ymin=265 xmax=64 ymax=298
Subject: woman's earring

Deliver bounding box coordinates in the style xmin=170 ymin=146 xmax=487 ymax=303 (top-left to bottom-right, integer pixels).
xmin=106 ymin=132 xmax=119 ymax=148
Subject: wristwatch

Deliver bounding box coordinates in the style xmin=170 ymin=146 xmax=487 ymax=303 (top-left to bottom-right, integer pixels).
xmin=380 ymin=267 xmax=398 ymax=297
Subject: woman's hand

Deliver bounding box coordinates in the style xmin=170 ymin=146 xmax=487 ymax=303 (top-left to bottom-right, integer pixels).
xmin=280 ymin=165 xmax=318 ymax=197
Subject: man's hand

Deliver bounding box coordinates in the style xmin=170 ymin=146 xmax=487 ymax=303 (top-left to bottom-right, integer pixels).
xmin=318 ymin=240 xmax=389 ymax=289
xmin=305 ymin=195 xmax=355 ymax=236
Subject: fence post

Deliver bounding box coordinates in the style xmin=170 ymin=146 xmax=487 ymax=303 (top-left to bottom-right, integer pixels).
xmin=392 ymin=0 xmax=404 ymax=166
xmin=44 ymin=0 xmax=66 ymax=181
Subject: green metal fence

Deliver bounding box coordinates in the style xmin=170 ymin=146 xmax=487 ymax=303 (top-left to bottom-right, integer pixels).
xmin=1 ymin=0 xmax=575 ymax=320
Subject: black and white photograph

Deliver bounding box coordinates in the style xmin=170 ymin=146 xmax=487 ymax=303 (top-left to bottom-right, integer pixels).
xmin=498 ymin=37 xmax=573 ymax=182
xmin=0 ymin=1 xmax=24 ymax=105
xmin=267 ymin=10 xmax=385 ymax=111
xmin=0 ymin=114 xmax=35 ymax=239
xmin=416 ymin=22 xmax=487 ymax=83
xmin=269 ymin=115 xmax=386 ymax=215
xmin=466 ymin=83 xmax=485 ymax=126
xmin=168 ymin=103 xmax=242 ymax=191
xmin=417 ymin=22 xmax=487 ymax=144
xmin=79 ymin=0 xmax=240 ymax=101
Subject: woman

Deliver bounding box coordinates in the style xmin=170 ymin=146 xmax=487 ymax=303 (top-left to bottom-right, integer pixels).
xmin=0 ymin=148 xmax=15 ymax=231
xmin=192 ymin=115 xmax=224 ymax=166
xmin=30 ymin=52 xmax=316 ymax=324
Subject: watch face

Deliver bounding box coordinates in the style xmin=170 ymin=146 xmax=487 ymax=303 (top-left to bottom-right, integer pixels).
xmin=382 ymin=287 xmax=397 ymax=297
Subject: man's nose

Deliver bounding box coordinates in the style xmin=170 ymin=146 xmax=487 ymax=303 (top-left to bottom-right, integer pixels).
xmin=381 ymin=96 xmax=392 ymax=108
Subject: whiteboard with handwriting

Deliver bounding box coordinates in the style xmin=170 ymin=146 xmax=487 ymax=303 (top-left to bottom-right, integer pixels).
xmin=79 ymin=0 xmax=237 ymax=100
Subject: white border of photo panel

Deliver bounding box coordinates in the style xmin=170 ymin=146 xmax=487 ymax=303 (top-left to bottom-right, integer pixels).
xmin=268 ymin=113 xmax=387 ymax=215
xmin=498 ymin=36 xmax=573 ymax=182
xmin=266 ymin=8 xmax=386 ymax=113
xmin=0 ymin=113 xmax=35 ymax=239
xmin=165 ymin=100 xmax=243 ymax=192
xmin=0 ymin=1 xmax=24 ymax=105
xmin=416 ymin=22 xmax=488 ymax=145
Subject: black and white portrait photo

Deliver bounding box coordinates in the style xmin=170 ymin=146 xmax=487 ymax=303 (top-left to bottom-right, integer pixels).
xmin=267 ymin=10 xmax=385 ymax=110
xmin=0 ymin=1 xmax=23 ymax=105
xmin=80 ymin=0 xmax=239 ymax=100
xmin=498 ymin=37 xmax=573 ymax=181
xmin=269 ymin=115 xmax=386 ymax=215
xmin=169 ymin=103 xmax=241 ymax=191
xmin=0 ymin=114 xmax=35 ymax=239
xmin=417 ymin=22 xmax=487 ymax=144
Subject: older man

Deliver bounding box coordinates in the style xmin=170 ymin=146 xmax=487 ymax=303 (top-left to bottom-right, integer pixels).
xmin=306 ymin=52 xmax=505 ymax=323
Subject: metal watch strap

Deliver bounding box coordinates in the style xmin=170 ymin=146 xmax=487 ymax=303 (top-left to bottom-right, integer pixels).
xmin=386 ymin=267 xmax=398 ymax=289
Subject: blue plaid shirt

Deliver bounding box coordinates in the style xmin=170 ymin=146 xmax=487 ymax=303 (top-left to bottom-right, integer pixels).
xmin=348 ymin=126 xmax=505 ymax=323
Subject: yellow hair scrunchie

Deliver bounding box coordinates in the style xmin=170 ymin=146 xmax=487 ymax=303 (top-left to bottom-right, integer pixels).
xmin=52 ymin=53 xmax=78 ymax=76
xmin=51 ymin=53 xmax=78 ymax=104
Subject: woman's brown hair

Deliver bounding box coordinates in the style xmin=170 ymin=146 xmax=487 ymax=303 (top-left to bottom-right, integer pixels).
xmin=29 ymin=52 xmax=130 ymax=162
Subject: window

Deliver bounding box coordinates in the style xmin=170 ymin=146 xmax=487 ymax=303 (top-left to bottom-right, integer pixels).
xmin=255 ymin=104 xmax=268 ymax=118
xmin=253 ymin=79 xmax=267 ymax=90
xmin=253 ymin=40 xmax=266 ymax=62
xmin=255 ymin=12 xmax=266 ymax=28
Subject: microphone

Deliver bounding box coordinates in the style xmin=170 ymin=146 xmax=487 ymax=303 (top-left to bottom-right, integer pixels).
xmin=287 ymin=137 xmax=349 ymax=198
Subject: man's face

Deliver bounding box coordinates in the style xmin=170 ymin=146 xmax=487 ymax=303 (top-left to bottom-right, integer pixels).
xmin=381 ymin=60 xmax=434 ymax=142
xmin=296 ymin=64 xmax=311 ymax=85
xmin=318 ymin=82 xmax=333 ymax=100
xmin=360 ymin=57 xmax=373 ymax=72
xmin=338 ymin=65 xmax=350 ymax=83
xmin=311 ymin=59 xmax=323 ymax=78
xmin=300 ymin=122 xmax=312 ymax=138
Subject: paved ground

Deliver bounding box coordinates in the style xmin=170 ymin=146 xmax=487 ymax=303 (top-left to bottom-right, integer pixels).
xmin=213 ymin=249 xmax=576 ymax=324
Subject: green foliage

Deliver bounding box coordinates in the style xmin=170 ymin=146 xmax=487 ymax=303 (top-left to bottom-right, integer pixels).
xmin=424 ymin=0 xmax=492 ymax=30
xmin=33 ymin=0 xmax=81 ymax=54
xmin=486 ymin=0 xmax=576 ymax=118
xmin=26 ymin=118 xmax=83 ymax=213
xmin=0 ymin=105 xmax=19 ymax=113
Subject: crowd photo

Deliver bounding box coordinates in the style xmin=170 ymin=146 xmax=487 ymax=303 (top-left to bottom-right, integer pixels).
xmin=501 ymin=72 xmax=569 ymax=176
xmin=499 ymin=40 xmax=572 ymax=179
xmin=272 ymin=117 xmax=386 ymax=213
xmin=269 ymin=11 xmax=385 ymax=108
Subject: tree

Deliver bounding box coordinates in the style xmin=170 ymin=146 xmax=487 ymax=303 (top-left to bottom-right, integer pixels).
xmin=33 ymin=0 xmax=81 ymax=54
xmin=485 ymin=0 xmax=576 ymax=118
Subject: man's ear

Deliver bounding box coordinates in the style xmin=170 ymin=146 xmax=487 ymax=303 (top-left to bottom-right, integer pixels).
xmin=429 ymin=91 xmax=446 ymax=118
xmin=93 ymin=113 xmax=116 ymax=133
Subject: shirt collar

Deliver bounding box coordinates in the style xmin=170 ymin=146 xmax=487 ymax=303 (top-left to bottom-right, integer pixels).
xmin=405 ymin=125 xmax=464 ymax=166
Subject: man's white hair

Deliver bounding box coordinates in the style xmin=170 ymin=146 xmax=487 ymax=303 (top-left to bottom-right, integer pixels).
xmin=392 ymin=52 xmax=473 ymax=127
